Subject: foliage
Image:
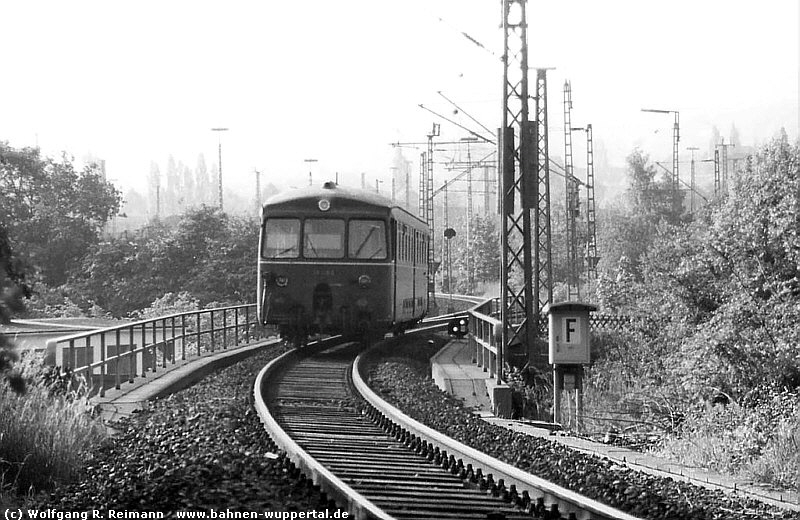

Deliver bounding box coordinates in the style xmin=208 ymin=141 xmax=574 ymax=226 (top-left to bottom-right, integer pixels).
xmin=582 ymin=138 xmax=800 ymax=491
xmin=0 ymin=143 xmax=122 ymax=287
xmin=0 ymin=371 xmax=105 ymax=494
xmin=131 ymin=292 xmax=200 ymax=321
xmin=74 ymin=206 xmax=258 ymax=317
xmin=0 ymin=223 xmax=29 ymax=393
xmin=444 ymin=214 xmax=500 ymax=295
xmin=657 ymin=390 xmax=800 ymax=491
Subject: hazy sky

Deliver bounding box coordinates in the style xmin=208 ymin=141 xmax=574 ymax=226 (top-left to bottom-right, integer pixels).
xmin=1 ymin=1 xmax=797 ymax=198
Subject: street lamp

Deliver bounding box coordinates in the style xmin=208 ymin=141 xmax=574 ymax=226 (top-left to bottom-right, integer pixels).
xmin=211 ymin=127 xmax=229 ymax=210
xmin=304 ymin=158 xmax=318 ymax=186
xmin=641 ymin=108 xmax=680 ymax=214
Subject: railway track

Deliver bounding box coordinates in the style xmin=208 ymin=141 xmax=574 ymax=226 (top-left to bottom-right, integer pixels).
xmin=254 ymin=335 xmax=639 ymax=520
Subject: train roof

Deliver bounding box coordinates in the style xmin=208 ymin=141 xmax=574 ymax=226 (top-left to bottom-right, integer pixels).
xmin=262 ymin=182 xmax=426 ymax=225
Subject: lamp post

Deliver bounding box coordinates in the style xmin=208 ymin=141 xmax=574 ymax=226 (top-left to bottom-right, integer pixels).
xmin=211 ymin=127 xmax=229 ymax=210
xmin=304 ymin=158 xmax=318 ymax=186
xmin=641 ymin=108 xmax=680 ymax=215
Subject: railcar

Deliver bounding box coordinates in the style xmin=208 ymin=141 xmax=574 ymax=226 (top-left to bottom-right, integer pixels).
xmin=257 ymin=181 xmax=429 ymax=344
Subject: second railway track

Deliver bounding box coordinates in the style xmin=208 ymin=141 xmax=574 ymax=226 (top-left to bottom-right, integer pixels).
xmin=255 ymin=335 xmax=639 ymax=520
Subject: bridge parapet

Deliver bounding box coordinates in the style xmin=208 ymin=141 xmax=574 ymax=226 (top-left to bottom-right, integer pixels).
xmin=468 ymin=299 xmax=502 ymax=379
xmin=45 ymin=304 xmax=272 ymax=398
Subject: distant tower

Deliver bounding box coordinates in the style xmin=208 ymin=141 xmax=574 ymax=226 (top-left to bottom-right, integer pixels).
xmin=563 ymin=80 xmax=580 ymax=301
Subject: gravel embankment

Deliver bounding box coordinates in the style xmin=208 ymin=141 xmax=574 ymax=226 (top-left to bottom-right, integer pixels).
xmin=366 ymin=346 xmax=800 ymax=520
xmin=42 ymin=344 xmax=340 ymax=516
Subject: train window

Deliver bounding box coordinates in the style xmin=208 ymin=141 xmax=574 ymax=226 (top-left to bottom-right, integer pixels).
xmin=303 ymin=219 xmax=345 ymax=258
xmin=349 ymin=220 xmax=386 ymax=259
xmin=399 ymin=226 xmax=406 ymax=262
xmin=262 ymin=218 xmax=300 ymax=258
xmin=403 ymin=225 xmax=409 ymax=262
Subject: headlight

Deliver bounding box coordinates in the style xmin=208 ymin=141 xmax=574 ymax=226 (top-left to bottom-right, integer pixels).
xmin=275 ymin=275 xmax=289 ymax=287
xmin=358 ymin=274 xmax=371 ymax=288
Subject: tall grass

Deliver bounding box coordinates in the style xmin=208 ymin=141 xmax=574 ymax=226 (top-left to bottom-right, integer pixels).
xmin=749 ymin=418 xmax=800 ymax=491
xmin=655 ymin=391 xmax=800 ymax=493
xmin=0 ymin=364 xmax=106 ymax=497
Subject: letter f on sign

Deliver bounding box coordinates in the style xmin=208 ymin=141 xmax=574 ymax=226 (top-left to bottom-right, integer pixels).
xmin=565 ymin=318 xmax=578 ymax=344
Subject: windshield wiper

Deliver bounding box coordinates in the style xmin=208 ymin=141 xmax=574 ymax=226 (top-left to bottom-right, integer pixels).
xmin=354 ymin=226 xmax=378 ymax=258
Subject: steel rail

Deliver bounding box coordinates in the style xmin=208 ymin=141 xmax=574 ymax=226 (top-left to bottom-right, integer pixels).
xmin=253 ymin=337 xmax=393 ymax=520
xmin=352 ymin=349 xmax=642 ymax=520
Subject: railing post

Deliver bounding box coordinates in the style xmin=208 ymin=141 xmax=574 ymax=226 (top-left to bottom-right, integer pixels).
xmin=162 ymin=318 xmax=168 ymax=368
xmin=151 ymin=320 xmax=158 ymax=373
xmin=234 ymin=307 xmax=240 ymax=346
xmin=171 ymin=316 xmax=177 ymax=364
xmin=128 ymin=325 xmax=135 ymax=383
xmin=245 ymin=305 xmax=251 ymax=341
xmin=99 ymin=332 xmax=106 ymax=398
xmin=210 ymin=311 xmax=215 ymax=353
xmin=196 ymin=311 xmax=202 ymax=356
xmin=223 ymin=309 xmax=228 ymax=349
xmin=181 ymin=314 xmax=187 ymax=361
xmin=115 ymin=329 xmax=121 ymax=390
xmin=141 ymin=324 xmax=147 ymax=377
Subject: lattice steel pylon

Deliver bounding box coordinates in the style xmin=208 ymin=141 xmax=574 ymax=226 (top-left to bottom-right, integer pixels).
xmin=671 ymin=112 xmax=680 ymax=214
xmin=687 ymin=146 xmax=699 ymax=212
xmin=534 ymin=68 xmax=554 ymax=326
xmin=498 ymin=0 xmax=549 ymax=381
xmin=426 ymin=123 xmax=440 ymax=310
xmin=584 ymin=124 xmax=598 ymax=280
xmin=466 ymin=142 xmax=475 ymax=294
xmin=563 ymin=80 xmax=580 ymax=301
xmin=418 ymin=152 xmax=426 ymax=218
xmin=714 ymin=139 xmax=735 ymax=198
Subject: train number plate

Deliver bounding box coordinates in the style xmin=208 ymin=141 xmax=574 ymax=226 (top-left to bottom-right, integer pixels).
xmin=312 ymin=268 xmax=336 ymax=277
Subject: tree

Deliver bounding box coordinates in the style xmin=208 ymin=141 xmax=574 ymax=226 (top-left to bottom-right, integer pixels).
xmin=75 ymin=206 xmax=258 ymax=316
xmin=0 ymin=224 xmax=29 ymax=393
xmin=165 ymin=155 xmax=179 ymax=214
xmin=195 ymin=154 xmax=210 ymax=205
xmin=148 ymin=161 xmax=161 ymax=218
xmin=181 ymin=162 xmax=195 ymax=208
xmin=600 ymin=138 xmax=800 ymax=400
xmin=729 ymin=123 xmax=741 ymax=148
xmin=445 ymin=214 xmax=500 ymax=295
xmin=0 ymin=143 xmax=122 ymax=287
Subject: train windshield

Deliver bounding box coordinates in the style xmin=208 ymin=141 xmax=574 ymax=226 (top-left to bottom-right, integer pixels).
xmin=304 ymin=219 xmax=345 ymax=258
xmin=262 ymin=218 xmax=300 ymax=258
xmin=349 ymin=220 xmax=386 ymax=259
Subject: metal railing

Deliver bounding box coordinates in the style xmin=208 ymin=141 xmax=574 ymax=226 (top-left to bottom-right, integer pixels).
xmin=466 ymin=297 xmax=641 ymax=380
xmin=468 ymin=298 xmax=502 ymax=380
xmin=46 ymin=304 xmax=273 ymax=398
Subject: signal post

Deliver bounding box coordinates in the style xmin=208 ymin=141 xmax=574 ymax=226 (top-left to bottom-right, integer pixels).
xmin=547 ymin=302 xmax=596 ymax=428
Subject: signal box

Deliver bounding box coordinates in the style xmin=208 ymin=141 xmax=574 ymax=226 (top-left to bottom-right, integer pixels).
xmin=546 ymin=301 xmax=597 ymax=365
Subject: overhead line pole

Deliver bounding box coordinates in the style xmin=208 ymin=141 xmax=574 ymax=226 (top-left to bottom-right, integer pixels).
xmin=500 ymin=0 xmax=537 ymax=388
xmin=534 ymin=67 xmax=554 ymax=332
xmin=211 ymin=127 xmax=228 ymax=210
xmin=563 ymin=80 xmax=580 ymax=301
xmin=572 ymin=124 xmax=599 ymax=281
xmin=641 ymin=108 xmax=681 ymax=217
xmin=686 ymin=147 xmax=699 ymax=212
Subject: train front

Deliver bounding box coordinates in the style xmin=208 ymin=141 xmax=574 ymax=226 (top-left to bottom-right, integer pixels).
xmin=257 ymin=183 xmax=393 ymax=344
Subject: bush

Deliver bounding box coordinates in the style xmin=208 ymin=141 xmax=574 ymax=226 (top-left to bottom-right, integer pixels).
xmin=656 ymin=389 xmax=800 ymax=491
xmin=0 ymin=368 xmax=106 ymax=495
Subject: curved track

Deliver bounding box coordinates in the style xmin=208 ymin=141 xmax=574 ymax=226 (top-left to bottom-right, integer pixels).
xmin=255 ymin=336 xmax=640 ymax=520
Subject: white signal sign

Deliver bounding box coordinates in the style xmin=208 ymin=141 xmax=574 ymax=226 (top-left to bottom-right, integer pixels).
xmin=562 ymin=317 xmax=581 ymax=345
xmin=549 ymin=313 xmax=590 ymax=364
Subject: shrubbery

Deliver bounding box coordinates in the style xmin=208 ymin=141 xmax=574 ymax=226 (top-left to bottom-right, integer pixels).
xmin=0 ymin=361 xmax=105 ymax=497
xmin=582 ymin=137 xmax=800 ymax=490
